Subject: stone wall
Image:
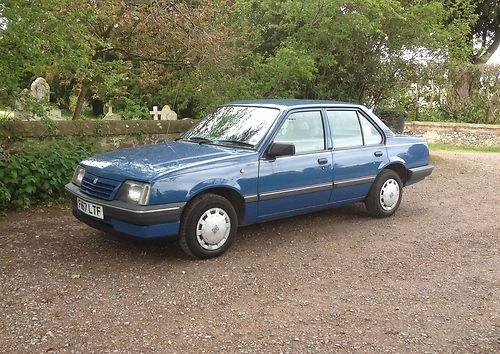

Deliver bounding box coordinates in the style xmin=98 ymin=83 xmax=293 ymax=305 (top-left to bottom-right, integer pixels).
xmin=1 ymin=119 xmax=498 ymax=153
xmin=0 ymin=119 xmax=196 ymax=153
xmin=404 ymin=121 xmax=500 ymax=147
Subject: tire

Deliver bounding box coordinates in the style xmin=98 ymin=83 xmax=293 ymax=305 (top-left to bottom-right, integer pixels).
xmin=178 ymin=193 xmax=238 ymax=259
xmin=365 ymin=169 xmax=403 ymax=218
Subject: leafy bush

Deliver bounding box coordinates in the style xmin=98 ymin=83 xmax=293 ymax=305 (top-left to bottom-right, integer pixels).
xmin=0 ymin=181 xmax=11 ymax=210
xmin=116 ymin=97 xmax=151 ymax=120
xmin=14 ymin=90 xmax=52 ymax=120
xmin=0 ymin=138 xmax=97 ymax=211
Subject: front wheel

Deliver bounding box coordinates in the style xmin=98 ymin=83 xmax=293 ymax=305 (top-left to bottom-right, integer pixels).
xmin=178 ymin=194 xmax=238 ymax=259
xmin=365 ymin=170 xmax=403 ymax=218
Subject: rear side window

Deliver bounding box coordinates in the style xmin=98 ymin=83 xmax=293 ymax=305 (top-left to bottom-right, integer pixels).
xmin=327 ymin=110 xmax=382 ymax=149
xmin=274 ymin=111 xmax=325 ymax=154
xmin=327 ymin=111 xmax=362 ymax=149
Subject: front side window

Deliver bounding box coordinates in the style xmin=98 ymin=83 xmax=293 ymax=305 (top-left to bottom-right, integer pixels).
xmin=274 ymin=111 xmax=325 ymax=154
xmin=183 ymin=105 xmax=280 ymax=148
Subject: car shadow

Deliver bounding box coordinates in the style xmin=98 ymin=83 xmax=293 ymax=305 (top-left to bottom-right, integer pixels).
xmin=70 ymin=202 xmax=369 ymax=263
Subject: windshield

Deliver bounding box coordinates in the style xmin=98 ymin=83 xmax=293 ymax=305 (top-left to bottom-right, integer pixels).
xmin=183 ymin=105 xmax=280 ymax=148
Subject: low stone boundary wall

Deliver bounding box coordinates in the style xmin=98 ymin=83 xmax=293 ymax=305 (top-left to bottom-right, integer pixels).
xmin=1 ymin=119 xmax=498 ymax=152
xmin=0 ymin=119 xmax=196 ymax=152
xmin=404 ymin=121 xmax=500 ymax=147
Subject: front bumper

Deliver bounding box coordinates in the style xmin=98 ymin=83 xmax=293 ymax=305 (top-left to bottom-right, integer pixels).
xmin=407 ymin=164 xmax=434 ymax=185
xmin=65 ymin=183 xmax=185 ymax=239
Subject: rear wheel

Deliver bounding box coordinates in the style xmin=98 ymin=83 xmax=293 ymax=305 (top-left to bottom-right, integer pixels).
xmin=365 ymin=170 xmax=403 ymax=218
xmin=179 ymin=194 xmax=238 ymax=259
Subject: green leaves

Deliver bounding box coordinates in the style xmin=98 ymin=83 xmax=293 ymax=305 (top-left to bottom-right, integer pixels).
xmin=0 ymin=138 xmax=97 ymax=211
xmin=0 ymin=0 xmax=484 ymax=120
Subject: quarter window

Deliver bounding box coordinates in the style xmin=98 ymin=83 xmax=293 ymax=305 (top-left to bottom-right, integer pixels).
xmin=359 ymin=115 xmax=383 ymax=145
xmin=274 ymin=111 xmax=325 ymax=154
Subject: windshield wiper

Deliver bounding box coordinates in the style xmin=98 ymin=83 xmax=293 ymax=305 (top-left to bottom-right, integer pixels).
xmin=187 ymin=136 xmax=213 ymax=144
xmin=215 ymin=140 xmax=255 ymax=148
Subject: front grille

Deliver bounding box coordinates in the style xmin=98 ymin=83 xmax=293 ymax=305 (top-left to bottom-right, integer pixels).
xmin=80 ymin=172 xmax=120 ymax=200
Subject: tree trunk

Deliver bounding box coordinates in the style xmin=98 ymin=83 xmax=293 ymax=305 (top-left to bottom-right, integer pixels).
xmin=91 ymin=98 xmax=104 ymax=117
xmin=72 ymin=81 xmax=91 ymax=120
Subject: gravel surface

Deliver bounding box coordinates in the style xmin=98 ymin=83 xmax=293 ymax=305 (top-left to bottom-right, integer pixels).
xmin=1 ymin=151 xmax=499 ymax=353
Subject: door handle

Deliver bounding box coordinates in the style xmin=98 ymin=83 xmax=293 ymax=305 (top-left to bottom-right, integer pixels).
xmin=317 ymin=158 xmax=328 ymax=165
xmin=374 ymin=151 xmax=383 ymax=157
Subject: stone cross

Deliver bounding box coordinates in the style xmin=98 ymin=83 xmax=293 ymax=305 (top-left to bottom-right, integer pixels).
xmin=150 ymin=106 xmax=161 ymax=120
xmin=30 ymin=77 xmax=50 ymax=102
xmin=103 ymin=101 xmax=121 ymax=120
xmin=105 ymin=101 xmax=113 ymax=115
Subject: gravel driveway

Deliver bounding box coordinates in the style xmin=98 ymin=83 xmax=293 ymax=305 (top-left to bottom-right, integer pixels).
xmin=1 ymin=151 xmax=499 ymax=353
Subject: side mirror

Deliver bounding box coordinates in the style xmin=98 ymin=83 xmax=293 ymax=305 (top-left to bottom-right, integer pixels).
xmin=267 ymin=142 xmax=295 ymax=157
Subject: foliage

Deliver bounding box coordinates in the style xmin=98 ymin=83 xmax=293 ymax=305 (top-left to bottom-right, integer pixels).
xmin=0 ymin=138 xmax=97 ymax=211
xmin=0 ymin=0 xmax=496 ymax=123
xmin=14 ymin=90 xmax=52 ymax=120
xmin=0 ymin=181 xmax=11 ymax=211
xmin=117 ymin=97 xmax=151 ymax=120
xmin=375 ymin=108 xmax=407 ymax=133
xmin=390 ymin=62 xmax=499 ymax=124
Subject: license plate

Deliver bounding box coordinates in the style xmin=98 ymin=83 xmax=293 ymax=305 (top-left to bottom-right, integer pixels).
xmin=77 ymin=197 xmax=104 ymax=219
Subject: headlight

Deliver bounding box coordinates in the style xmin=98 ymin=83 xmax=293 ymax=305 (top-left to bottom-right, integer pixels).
xmin=72 ymin=166 xmax=86 ymax=186
xmin=117 ymin=181 xmax=151 ymax=205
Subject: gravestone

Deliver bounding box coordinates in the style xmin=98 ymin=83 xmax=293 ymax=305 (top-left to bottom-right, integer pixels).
xmin=160 ymin=105 xmax=177 ymax=121
xmin=103 ymin=101 xmax=121 ymax=120
xmin=14 ymin=89 xmax=31 ymax=120
xmin=15 ymin=77 xmax=61 ymax=120
xmin=31 ymin=77 xmax=50 ymax=102
xmin=149 ymin=106 xmax=161 ymax=120
xmin=150 ymin=105 xmax=178 ymax=120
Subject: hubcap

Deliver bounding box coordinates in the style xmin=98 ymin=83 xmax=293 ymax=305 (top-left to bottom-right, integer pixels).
xmin=196 ymin=208 xmax=231 ymax=250
xmin=380 ymin=178 xmax=400 ymax=211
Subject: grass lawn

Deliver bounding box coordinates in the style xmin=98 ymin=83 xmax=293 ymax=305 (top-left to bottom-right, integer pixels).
xmin=429 ymin=143 xmax=500 ymax=153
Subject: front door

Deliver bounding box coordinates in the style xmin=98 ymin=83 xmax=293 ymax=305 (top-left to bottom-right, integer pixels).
xmin=258 ymin=110 xmax=333 ymax=218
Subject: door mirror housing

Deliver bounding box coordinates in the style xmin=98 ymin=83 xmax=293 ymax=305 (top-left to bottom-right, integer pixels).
xmin=267 ymin=142 xmax=295 ymax=157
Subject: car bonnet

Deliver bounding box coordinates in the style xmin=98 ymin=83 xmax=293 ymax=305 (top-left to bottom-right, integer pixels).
xmin=80 ymin=141 xmax=252 ymax=182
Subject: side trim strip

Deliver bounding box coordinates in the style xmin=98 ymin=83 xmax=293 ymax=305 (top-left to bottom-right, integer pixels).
xmin=334 ymin=175 xmax=376 ymax=188
xmin=387 ymin=142 xmax=428 ymax=147
xmin=259 ymin=182 xmax=333 ymax=201
xmin=245 ymin=175 xmax=379 ymax=203
xmin=243 ymin=194 xmax=259 ymax=203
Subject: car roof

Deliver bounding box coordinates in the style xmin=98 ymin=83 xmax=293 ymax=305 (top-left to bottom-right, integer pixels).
xmin=227 ymin=99 xmax=363 ymax=110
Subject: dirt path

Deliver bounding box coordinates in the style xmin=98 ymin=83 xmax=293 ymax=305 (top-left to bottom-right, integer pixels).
xmin=1 ymin=151 xmax=499 ymax=353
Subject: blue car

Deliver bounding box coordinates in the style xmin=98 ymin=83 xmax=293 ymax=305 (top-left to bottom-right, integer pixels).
xmin=65 ymin=100 xmax=433 ymax=258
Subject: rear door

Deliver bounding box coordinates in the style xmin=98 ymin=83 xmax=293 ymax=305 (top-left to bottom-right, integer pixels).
xmin=257 ymin=110 xmax=333 ymax=218
xmin=327 ymin=109 xmax=389 ymax=203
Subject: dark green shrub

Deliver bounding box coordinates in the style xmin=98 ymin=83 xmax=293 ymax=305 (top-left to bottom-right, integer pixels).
xmin=0 ymin=138 xmax=97 ymax=211
xmin=375 ymin=108 xmax=408 ymax=133
xmin=117 ymin=97 xmax=151 ymax=120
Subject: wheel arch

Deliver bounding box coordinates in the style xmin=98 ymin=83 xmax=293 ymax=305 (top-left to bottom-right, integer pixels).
xmin=184 ymin=186 xmax=246 ymax=224
xmin=382 ymin=163 xmax=408 ymax=185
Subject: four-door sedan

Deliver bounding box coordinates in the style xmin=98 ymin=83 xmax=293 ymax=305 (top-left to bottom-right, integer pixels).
xmin=65 ymin=99 xmax=433 ymax=258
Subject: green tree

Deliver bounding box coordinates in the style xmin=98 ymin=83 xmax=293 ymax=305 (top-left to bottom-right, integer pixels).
xmin=0 ymin=0 xmax=233 ymax=119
